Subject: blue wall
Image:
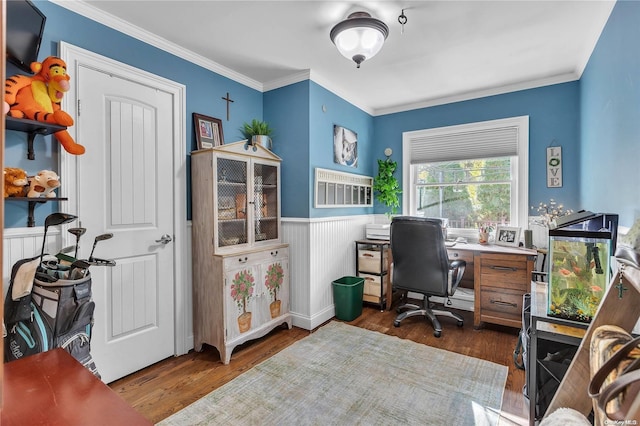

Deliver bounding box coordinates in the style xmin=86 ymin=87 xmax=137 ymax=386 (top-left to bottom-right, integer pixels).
xmin=264 ymin=81 xmax=310 ymax=218
xmin=580 ymin=0 xmax=640 ymax=227
xmin=5 ymin=0 xmax=263 ymax=227
xmin=308 ymin=82 xmax=375 ymax=218
xmin=264 ymin=81 xmax=374 ymax=218
xmin=6 ymin=0 xmax=637 ymax=228
xmin=373 ymin=82 xmax=582 ymax=216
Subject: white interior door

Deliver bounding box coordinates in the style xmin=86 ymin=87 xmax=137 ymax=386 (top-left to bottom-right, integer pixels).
xmin=75 ymin=66 xmax=175 ymax=383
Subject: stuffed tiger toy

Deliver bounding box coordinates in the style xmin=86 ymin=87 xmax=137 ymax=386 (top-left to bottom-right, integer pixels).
xmin=5 ymin=56 xmax=85 ymax=155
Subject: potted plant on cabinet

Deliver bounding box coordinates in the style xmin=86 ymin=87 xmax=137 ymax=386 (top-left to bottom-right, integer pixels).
xmin=373 ymin=157 xmax=401 ymax=218
xmin=240 ymin=119 xmax=274 ymax=150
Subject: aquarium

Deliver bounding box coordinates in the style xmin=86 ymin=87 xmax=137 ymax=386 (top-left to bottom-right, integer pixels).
xmin=547 ymin=213 xmax=618 ymax=323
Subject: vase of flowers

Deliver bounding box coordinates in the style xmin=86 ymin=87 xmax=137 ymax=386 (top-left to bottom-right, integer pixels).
xmin=531 ymin=199 xmax=574 ymax=228
xmin=231 ymin=269 xmax=255 ymax=333
xmin=264 ymin=262 xmax=284 ymax=318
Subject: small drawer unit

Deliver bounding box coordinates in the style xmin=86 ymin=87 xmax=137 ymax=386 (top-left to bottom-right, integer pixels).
xmin=474 ymin=249 xmax=535 ymax=329
xmin=355 ymin=240 xmax=391 ymax=310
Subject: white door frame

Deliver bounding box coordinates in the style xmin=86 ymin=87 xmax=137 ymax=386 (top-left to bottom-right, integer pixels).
xmin=58 ymin=41 xmax=190 ymax=356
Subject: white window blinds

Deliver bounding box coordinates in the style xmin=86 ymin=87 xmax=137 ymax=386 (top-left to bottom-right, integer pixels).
xmin=409 ymin=125 xmax=519 ymax=164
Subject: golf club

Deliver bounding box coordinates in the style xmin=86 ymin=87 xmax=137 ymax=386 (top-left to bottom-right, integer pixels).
xmin=58 ymin=245 xmax=75 ymax=254
xmin=88 ymin=233 xmax=113 ymax=261
xmin=39 ymin=213 xmax=78 ymax=268
xmin=68 ymin=227 xmax=86 ymax=258
xmin=88 ymin=257 xmax=116 ymax=267
xmin=68 ymin=259 xmax=91 ymax=280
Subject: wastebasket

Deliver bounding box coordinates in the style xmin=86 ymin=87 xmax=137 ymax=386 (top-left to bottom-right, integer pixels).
xmin=332 ymin=276 xmax=364 ymax=321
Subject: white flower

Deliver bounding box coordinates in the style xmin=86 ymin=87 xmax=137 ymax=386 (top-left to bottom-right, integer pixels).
xmin=531 ymin=199 xmax=574 ymax=228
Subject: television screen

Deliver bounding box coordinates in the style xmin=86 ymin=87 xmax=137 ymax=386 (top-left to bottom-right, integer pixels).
xmin=6 ymin=0 xmax=47 ymax=74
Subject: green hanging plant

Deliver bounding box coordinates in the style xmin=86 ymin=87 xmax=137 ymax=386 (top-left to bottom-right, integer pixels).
xmin=373 ymin=158 xmax=401 ymax=217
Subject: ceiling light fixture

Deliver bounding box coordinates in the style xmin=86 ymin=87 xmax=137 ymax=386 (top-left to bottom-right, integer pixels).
xmin=330 ymin=11 xmax=389 ymax=68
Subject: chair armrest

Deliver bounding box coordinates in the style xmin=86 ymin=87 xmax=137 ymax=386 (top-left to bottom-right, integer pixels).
xmin=447 ymin=259 xmax=466 ymax=296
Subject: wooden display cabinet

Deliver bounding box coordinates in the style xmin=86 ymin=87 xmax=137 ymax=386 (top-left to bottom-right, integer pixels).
xmin=191 ymin=142 xmax=291 ymax=364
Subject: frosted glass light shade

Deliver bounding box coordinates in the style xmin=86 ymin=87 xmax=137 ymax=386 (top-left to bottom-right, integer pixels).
xmin=330 ymin=12 xmax=389 ymax=68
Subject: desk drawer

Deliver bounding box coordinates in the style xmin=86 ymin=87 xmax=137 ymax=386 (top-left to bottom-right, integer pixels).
xmin=480 ymin=286 xmax=524 ymax=323
xmin=479 ymin=254 xmax=528 ymax=291
xmin=448 ymin=248 xmax=473 ymax=263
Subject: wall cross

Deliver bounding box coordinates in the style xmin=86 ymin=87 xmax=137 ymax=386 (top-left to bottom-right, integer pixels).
xmin=222 ymin=92 xmax=234 ymax=121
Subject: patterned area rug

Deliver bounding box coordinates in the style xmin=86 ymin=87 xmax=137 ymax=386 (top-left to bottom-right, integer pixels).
xmin=158 ymin=322 xmax=507 ymax=425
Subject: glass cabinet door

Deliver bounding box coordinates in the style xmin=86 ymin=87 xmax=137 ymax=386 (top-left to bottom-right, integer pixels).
xmin=253 ymin=162 xmax=278 ymax=243
xmin=217 ymin=157 xmax=248 ymax=248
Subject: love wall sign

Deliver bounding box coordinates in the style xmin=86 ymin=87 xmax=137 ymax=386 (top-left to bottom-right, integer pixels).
xmin=547 ymin=147 xmax=562 ymax=187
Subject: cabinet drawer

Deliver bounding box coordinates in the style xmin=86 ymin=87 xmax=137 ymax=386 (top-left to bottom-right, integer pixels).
xmin=480 ymin=286 xmax=524 ymax=323
xmin=360 ymin=273 xmax=382 ymax=296
xmin=479 ymin=255 xmax=528 ymax=291
xmin=358 ymin=248 xmax=388 ymax=273
xmin=223 ymin=247 xmax=288 ymax=271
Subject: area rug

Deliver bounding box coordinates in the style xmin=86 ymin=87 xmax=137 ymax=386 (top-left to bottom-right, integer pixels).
xmin=158 ymin=321 xmax=507 ymax=426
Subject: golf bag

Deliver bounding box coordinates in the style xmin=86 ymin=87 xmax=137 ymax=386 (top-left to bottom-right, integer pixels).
xmin=4 ymin=257 xmax=100 ymax=378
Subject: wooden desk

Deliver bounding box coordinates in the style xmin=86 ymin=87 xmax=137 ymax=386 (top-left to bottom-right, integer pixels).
xmin=451 ymin=243 xmax=537 ymax=328
xmin=387 ymin=241 xmax=536 ymax=327
xmin=2 ymin=348 xmax=152 ymax=425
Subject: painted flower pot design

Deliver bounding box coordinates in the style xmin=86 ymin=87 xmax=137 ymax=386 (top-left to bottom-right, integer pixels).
xmin=231 ymin=269 xmax=255 ymax=333
xmin=265 ymin=262 xmax=284 ymax=318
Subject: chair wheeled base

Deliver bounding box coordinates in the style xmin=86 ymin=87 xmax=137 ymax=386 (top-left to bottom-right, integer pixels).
xmin=393 ymin=296 xmax=464 ymax=337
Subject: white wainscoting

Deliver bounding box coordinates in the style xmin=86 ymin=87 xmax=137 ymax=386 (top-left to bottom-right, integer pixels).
xmin=3 ymin=227 xmax=65 ymax=294
xmin=3 ymin=225 xmax=196 ymax=354
xmin=282 ymin=215 xmax=373 ymax=330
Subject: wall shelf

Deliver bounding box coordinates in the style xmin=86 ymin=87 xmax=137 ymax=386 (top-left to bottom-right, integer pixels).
xmin=5 ymin=116 xmax=66 ymax=160
xmin=5 ymin=197 xmax=68 ymax=227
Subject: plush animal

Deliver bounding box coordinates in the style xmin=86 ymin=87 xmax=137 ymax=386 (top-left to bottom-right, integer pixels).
xmin=27 ymin=170 xmax=61 ymax=198
xmin=2 ymin=100 xmax=9 ymax=115
xmin=4 ymin=56 xmax=85 ymax=155
xmin=4 ymin=167 xmax=28 ymax=198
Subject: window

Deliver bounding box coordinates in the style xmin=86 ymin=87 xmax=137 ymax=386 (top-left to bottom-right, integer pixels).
xmin=402 ymin=116 xmax=528 ymax=238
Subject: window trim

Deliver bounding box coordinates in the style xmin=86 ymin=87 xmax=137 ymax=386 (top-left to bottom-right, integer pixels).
xmin=402 ymin=116 xmax=529 ymax=231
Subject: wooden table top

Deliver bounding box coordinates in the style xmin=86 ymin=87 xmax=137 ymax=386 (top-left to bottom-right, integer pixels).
xmin=2 ymin=348 xmax=152 ymax=426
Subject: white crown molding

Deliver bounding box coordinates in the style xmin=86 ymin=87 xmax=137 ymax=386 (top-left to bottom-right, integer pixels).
xmin=262 ymin=69 xmax=374 ymax=116
xmin=573 ymin=1 xmax=616 ymax=79
xmin=309 ymin=70 xmax=374 ymax=115
xmin=374 ymin=72 xmax=581 ymax=117
xmin=50 ymin=0 xmax=263 ymax=91
xmin=262 ymin=70 xmax=311 ymax=92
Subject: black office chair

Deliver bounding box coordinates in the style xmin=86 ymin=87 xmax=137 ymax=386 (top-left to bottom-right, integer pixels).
xmin=390 ymin=216 xmax=466 ymax=337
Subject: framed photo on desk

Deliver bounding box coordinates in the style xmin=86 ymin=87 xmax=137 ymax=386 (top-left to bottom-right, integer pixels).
xmin=495 ymin=226 xmax=521 ymax=247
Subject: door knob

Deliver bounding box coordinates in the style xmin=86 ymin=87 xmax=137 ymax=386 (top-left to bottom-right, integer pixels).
xmin=155 ymin=234 xmax=173 ymax=244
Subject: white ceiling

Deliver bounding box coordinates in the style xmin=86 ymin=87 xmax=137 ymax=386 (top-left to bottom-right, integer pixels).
xmin=58 ymin=1 xmax=616 ymax=115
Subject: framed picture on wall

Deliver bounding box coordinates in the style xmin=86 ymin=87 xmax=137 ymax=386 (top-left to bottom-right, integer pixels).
xmin=333 ymin=125 xmax=358 ymax=167
xmin=193 ymin=113 xmax=224 ymax=149
xmin=495 ymin=226 xmax=521 ymax=247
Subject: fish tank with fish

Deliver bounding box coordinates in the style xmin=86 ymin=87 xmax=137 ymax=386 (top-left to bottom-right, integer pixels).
xmin=547 ymin=212 xmax=618 ymax=323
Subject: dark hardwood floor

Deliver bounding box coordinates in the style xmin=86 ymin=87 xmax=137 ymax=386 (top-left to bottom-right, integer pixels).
xmin=109 ymin=305 xmax=529 ymax=425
